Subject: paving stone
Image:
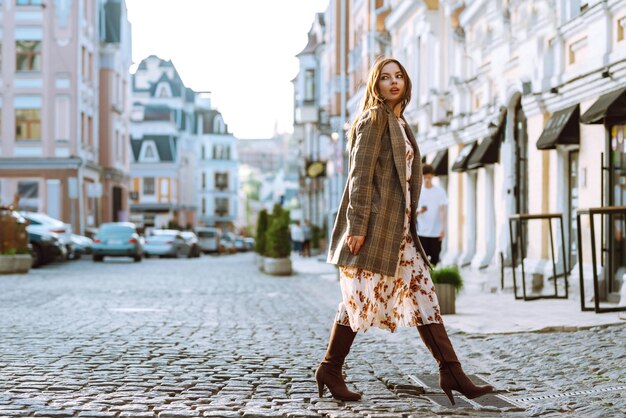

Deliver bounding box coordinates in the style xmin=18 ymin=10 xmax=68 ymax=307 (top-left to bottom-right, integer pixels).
xmin=0 ymin=254 xmax=624 ymax=417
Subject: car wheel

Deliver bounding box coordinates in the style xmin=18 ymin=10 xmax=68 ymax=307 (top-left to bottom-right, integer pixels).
xmin=133 ymin=254 xmax=142 ymax=262
xmin=31 ymin=244 xmax=43 ymax=268
xmin=93 ymin=255 xmax=104 ymax=262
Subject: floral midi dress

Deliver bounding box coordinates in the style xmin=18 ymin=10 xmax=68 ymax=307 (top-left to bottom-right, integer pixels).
xmin=335 ymin=119 xmax=443 ymax=332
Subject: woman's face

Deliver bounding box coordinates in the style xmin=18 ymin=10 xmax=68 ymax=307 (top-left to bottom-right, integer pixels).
xmin=377 ymin=62 xmax=405 ymax=108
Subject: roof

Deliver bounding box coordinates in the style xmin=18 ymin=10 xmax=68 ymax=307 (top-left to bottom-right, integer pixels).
xmin=130 ymin=135 xmax=178 ymax=162
xmin=150 ymin=72 xmax=182 ymax=97
xmin=296 ymin=31 xmax=319 ymax=57
xmin=143 ymin=104 xmax=173 ymax=121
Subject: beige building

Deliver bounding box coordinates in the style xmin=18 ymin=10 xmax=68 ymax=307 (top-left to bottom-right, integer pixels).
xmin=301 ymin=0 xmax=626 ymax=308
xmin=0 ymin=0 xmax=132 ymax=234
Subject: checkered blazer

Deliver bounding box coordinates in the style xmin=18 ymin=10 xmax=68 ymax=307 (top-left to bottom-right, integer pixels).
xmin=327 ymin=104 xmax=432 ymax=276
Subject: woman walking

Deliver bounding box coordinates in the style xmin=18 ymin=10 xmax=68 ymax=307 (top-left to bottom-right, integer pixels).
xmin=316 ymin=57 xmax=493 ymax=404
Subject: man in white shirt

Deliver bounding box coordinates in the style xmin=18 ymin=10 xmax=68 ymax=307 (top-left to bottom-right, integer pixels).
xmin=416 ymin=164 xmax=448 ymax=266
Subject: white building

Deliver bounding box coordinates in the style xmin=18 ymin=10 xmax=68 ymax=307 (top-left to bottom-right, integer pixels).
xmin=195 ymin=107 xmax=239 ymax=229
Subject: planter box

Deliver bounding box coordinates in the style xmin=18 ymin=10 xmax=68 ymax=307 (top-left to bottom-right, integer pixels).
xmin=258 ymin=255 xmax=265 ymax=272
xmin=435 ymin=283 xmax=456 ymax=314
xmin=14 ymin=254 xmax=32 ymax=273
xmin=0 ymin=255 xmax=17 ymax=274
xmin=263 ymin=257 xmax=292 ymax=276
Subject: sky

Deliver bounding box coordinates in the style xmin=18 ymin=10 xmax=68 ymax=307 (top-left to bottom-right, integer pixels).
xmin=125 ymin=0 xmax=330 ymax=140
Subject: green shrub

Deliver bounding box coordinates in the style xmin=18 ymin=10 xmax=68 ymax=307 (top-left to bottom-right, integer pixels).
xmin=265 ymin=205 xmax=291 ymax=258
xmin=311 ymin=224 xmax=322 ymax=249
xmin=255 ymin=209 xmax=269 ymax=255
xmin=430 ymin=265 xmax=463 ymax=291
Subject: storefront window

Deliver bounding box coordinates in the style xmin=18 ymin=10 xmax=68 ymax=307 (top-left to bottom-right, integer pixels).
xmin=607 ymin=124 xmax=626 ymax=295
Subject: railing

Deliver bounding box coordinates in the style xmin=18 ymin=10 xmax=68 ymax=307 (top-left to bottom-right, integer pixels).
xmin=508 ymin=213 xmax=568 ymax=301
xmin=576 ymin=206 xmax=626 ymax=313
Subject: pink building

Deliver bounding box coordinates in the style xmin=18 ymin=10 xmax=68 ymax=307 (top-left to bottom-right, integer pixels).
xmin=0 ymin=0 xmax=132 ymax=234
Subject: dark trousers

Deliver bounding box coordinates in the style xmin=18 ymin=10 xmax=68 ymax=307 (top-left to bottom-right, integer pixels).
xmin=418 ymin=236 xmax=442 ymax=266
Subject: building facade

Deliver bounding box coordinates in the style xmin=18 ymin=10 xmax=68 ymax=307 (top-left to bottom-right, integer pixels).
xmin=195 ymin=108 xmax=239 ymax=229
xmin=0 ymin=0 xmax=132 ymax=234
xmin=129 ymin=55 xmax=239 ymax=231
xmin=129 ymin=55 xmax=196 ymax=229
xmin=298 ymin=0 xmax=626 ymax=306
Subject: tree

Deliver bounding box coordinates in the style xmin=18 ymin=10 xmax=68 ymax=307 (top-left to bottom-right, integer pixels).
xmin=265 ymin=204 xmax=291 ymax=259
xmin=255 ymin=209 xmax=269 ymax=255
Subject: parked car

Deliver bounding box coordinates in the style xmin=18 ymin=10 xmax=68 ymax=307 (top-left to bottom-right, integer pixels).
xmin=19 ymin=211 xmax=74 ymax=260
xmin=70 ymin=234 xmax=94 ymax=257
xmin=243 ymin=237 xmax=255 ymax=251
xmin=92 ymin=222 xmax=143 ymax=262
xmin=28 ymin=230 xmax=65 ymax=268
xmin=195 ymin=227 xmax=222 ymax=253
xmin=234 ymin=236 xmax=247 ymax=252
xmin=144 ymin=229 xmax=191 ymax=258
xmin=180 ymin=231 xmax=201 ymax=258
xmin=220 ymin=232 xmax=239 ymax=254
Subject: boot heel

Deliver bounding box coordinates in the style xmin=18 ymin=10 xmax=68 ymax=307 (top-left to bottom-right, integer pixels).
xmin=316 ymin=379 xmax=325 ymax=397
xmin=443 ymin=388 xmax=455 ymax=405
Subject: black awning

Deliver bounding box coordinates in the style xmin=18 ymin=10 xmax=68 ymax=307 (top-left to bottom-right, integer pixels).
xmin=451 ymin=142 xmax=478 ymax=173
xmin=536 ymin=104 xmax=580 ymax=150
xmin=467 ymin=136 xmax=500 ymax=169
xmin=580 ymin=86 xmax=626 ymax=125
xmin=430 ymin=149 xmax=448 ymax=176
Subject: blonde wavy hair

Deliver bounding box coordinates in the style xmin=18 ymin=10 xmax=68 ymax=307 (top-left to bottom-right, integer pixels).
xmin=347 ymin=57 xmax=412 ymax=150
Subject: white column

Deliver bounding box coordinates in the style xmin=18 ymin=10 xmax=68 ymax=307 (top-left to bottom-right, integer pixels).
xmin=460 ymin=171 xmax=477 ymax=266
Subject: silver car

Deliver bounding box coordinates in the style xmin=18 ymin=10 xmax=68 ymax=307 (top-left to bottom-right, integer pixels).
xmin=144 ymin=230 xmax=191 ymax=258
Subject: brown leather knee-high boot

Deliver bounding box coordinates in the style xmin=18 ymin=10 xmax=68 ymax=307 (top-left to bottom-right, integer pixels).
xmin=315 ymin=322 xmax=361 ymax=401
xmin=417 ymin=323 xmax=493 ymax=404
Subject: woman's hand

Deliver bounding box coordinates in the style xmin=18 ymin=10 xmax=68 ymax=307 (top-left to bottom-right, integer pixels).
xmin=346 ymin=235 xmax=365 ymax=255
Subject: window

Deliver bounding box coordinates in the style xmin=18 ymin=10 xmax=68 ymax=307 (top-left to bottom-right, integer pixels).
xmin=304 ymin=69 xmax=315 ymax=101
xmin=18 ymin=181 xmax=39 ymax=211
xmin=15 ymin=109 xmax=41 ymax=140
xmin=16 ymin=40 xmax=42 ymax=72
xmin=618 ymin=16 xmax=625 ymax=42
xmin=143 ymin=177 xmax=155 ymax=195
xmin=16 ymin=0 xmax=43 ymax=5
xmin=201 ymin=145 xmax=205 ymax=160
xmin=215 ymin=197 xmax=229 ymax=216
xmin=212 ymin=144 xmax=230 ymax=160
xmin=202 ymin=172 xmax=206 ymax=190
xmin=87 ymin=116 xmax=93 ymax=146
xmin=202 ymin=198 xmax=206 ymax=215
xmin=81 ymin=112 xmax=86 ymax=144
xmin=144 ymin=145 xmax=155 ymax=159
xmin=215 ymin=173 xmax=228 ymax=191
xmin=54 ymin=96 xmax=70 ymax=141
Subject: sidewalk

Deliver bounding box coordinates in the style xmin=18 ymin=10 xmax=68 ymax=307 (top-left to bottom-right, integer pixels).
xmin=292 ymin=255 xmax=626 ymax=335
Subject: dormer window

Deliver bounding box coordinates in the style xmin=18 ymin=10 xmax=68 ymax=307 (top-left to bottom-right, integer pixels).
xmin=139 ymin=140 xmax=159 ymax=162
xmin=157 ymin=83 xmax=171 ymax=98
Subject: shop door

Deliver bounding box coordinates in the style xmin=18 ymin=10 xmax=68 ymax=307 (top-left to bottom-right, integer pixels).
xmin=606 ymin=124 xmax=626 ymax=297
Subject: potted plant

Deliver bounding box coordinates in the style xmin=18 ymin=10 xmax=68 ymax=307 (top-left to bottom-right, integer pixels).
xmin=0 ymin=206 xmax=32 ymax=274
xmin=430 ymin=265 xmax=463 ymax=314
xmin=255 ymin=209 xmax=269 ymax=271
xmin=263 ymin=204 xmax=292 ymax=276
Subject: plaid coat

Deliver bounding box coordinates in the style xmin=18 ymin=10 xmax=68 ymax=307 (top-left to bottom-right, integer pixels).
xmin=327 ymin=104 xmax=432 ymax=276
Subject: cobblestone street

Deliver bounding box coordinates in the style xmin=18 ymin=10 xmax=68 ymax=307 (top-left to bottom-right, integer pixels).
xmin=0 ymin=253 xmax=625 ymax=417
